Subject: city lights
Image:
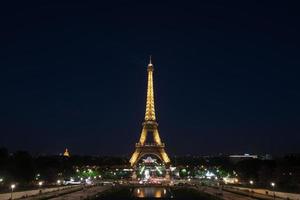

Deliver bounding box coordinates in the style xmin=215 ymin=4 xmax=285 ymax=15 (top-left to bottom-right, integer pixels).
xmin=1 ymin=1 xmax=300 ymax=199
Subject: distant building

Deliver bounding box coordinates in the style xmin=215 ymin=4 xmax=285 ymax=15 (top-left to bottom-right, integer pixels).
xmin=260 ymin=154 xmax=272 ymax=160
xmin=229 ymin=154 xmax=258 ymax=163
xmin=63 ymin=148 xmax=70 ymax=157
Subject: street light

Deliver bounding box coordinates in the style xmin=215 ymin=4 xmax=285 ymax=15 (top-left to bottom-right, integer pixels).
xmin=10 ymin=184 xmax=16 ymax=200
xmin=270 ymin=182 xmax=276 ymax=200
xmin=38 ymin=181 xmax=43 ymax=195
xmin=57 ymin=180 xmax=62 ymax=190
xmin=249 ymin=180 xmax=254 ymax=197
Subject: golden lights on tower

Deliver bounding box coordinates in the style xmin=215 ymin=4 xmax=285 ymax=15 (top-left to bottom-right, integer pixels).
xmin=129 ymin=57 xmax=170 ymax=166
xmin=145 ymin=59 xmax=156 ymax=121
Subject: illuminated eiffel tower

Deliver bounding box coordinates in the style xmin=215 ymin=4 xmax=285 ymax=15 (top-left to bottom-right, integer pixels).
xmin=129 ymin=57 xmax=170 ymax=167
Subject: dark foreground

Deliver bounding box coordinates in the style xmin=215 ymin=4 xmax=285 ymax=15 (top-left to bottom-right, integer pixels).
xmin=95 ymin=186 xmax=219 ymax=199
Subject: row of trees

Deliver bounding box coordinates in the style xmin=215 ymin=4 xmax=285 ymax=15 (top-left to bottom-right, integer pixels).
xmin=172 ymin=154 xmax=300 ymax=192
xmin=1 ymin=147 xmax=299 ymax=192
xmin=235 ymin=155 xmax=300 ymax=192
xmin=0 ymin=148 xmax=128 ymax=186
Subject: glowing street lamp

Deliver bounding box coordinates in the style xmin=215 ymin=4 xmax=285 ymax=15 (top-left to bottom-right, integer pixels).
xmin=57 ymin=180 xmax=62 ymax=190
xmin=38 ymin=181 xmax=43 ymax=195
xmin=270 ymin=182 xmax=276 ymax=200
xmin=38 ymin=181 xmax=43 ymax=187
xmin=0 ymin=178 xmax=3 ymax=182
xmin=249 ymin=180 xmax=254 ymax=197
xmin=11 ymin=184 xmax=16 ymax=200
xmin=271 ymin=182 xmax=275 ymax=187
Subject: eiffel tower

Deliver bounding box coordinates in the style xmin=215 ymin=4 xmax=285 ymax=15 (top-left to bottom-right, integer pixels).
xmin=129 ymin=57 xmax=170 ymax=167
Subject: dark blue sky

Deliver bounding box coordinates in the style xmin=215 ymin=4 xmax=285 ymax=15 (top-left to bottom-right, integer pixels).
xmin=0 ymin=1 xmax=300 ymax=156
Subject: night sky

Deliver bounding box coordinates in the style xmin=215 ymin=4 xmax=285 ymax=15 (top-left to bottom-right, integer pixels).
xmin=1 ymin=1 xmax=300 ymax=156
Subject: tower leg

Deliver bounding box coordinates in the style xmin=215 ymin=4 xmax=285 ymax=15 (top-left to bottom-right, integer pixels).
xmin=159 ymin=148 xmax=171 ymax=163
xmin=129 ymin=148 xmax=141 ymax=167
xmin=139 ymin=127 xmax=147 ymax=145
xmin=153 ymin=129 xmax=162 ymax=144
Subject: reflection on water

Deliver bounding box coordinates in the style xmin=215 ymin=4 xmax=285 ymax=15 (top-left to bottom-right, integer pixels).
xmin=133 ymin=187 xmax=170 ymax=198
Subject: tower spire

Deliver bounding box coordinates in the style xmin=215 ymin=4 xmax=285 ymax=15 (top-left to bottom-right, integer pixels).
xmin=149 ymin=55 xmax=152 ymax=66
xmin=145 ymin=56 xmax=156 ymax=121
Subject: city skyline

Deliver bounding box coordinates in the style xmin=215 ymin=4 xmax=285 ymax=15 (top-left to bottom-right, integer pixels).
xmin=1 ymin=1 xmax=300 ymax=156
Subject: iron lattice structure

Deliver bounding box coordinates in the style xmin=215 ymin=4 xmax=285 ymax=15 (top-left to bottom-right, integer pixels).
xmin=129 ymin=58 xmax=170 ymax=167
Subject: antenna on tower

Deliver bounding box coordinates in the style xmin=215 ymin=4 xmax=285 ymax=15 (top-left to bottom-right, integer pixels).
xmin=149 ymin=55 xmax=152 ymax=66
